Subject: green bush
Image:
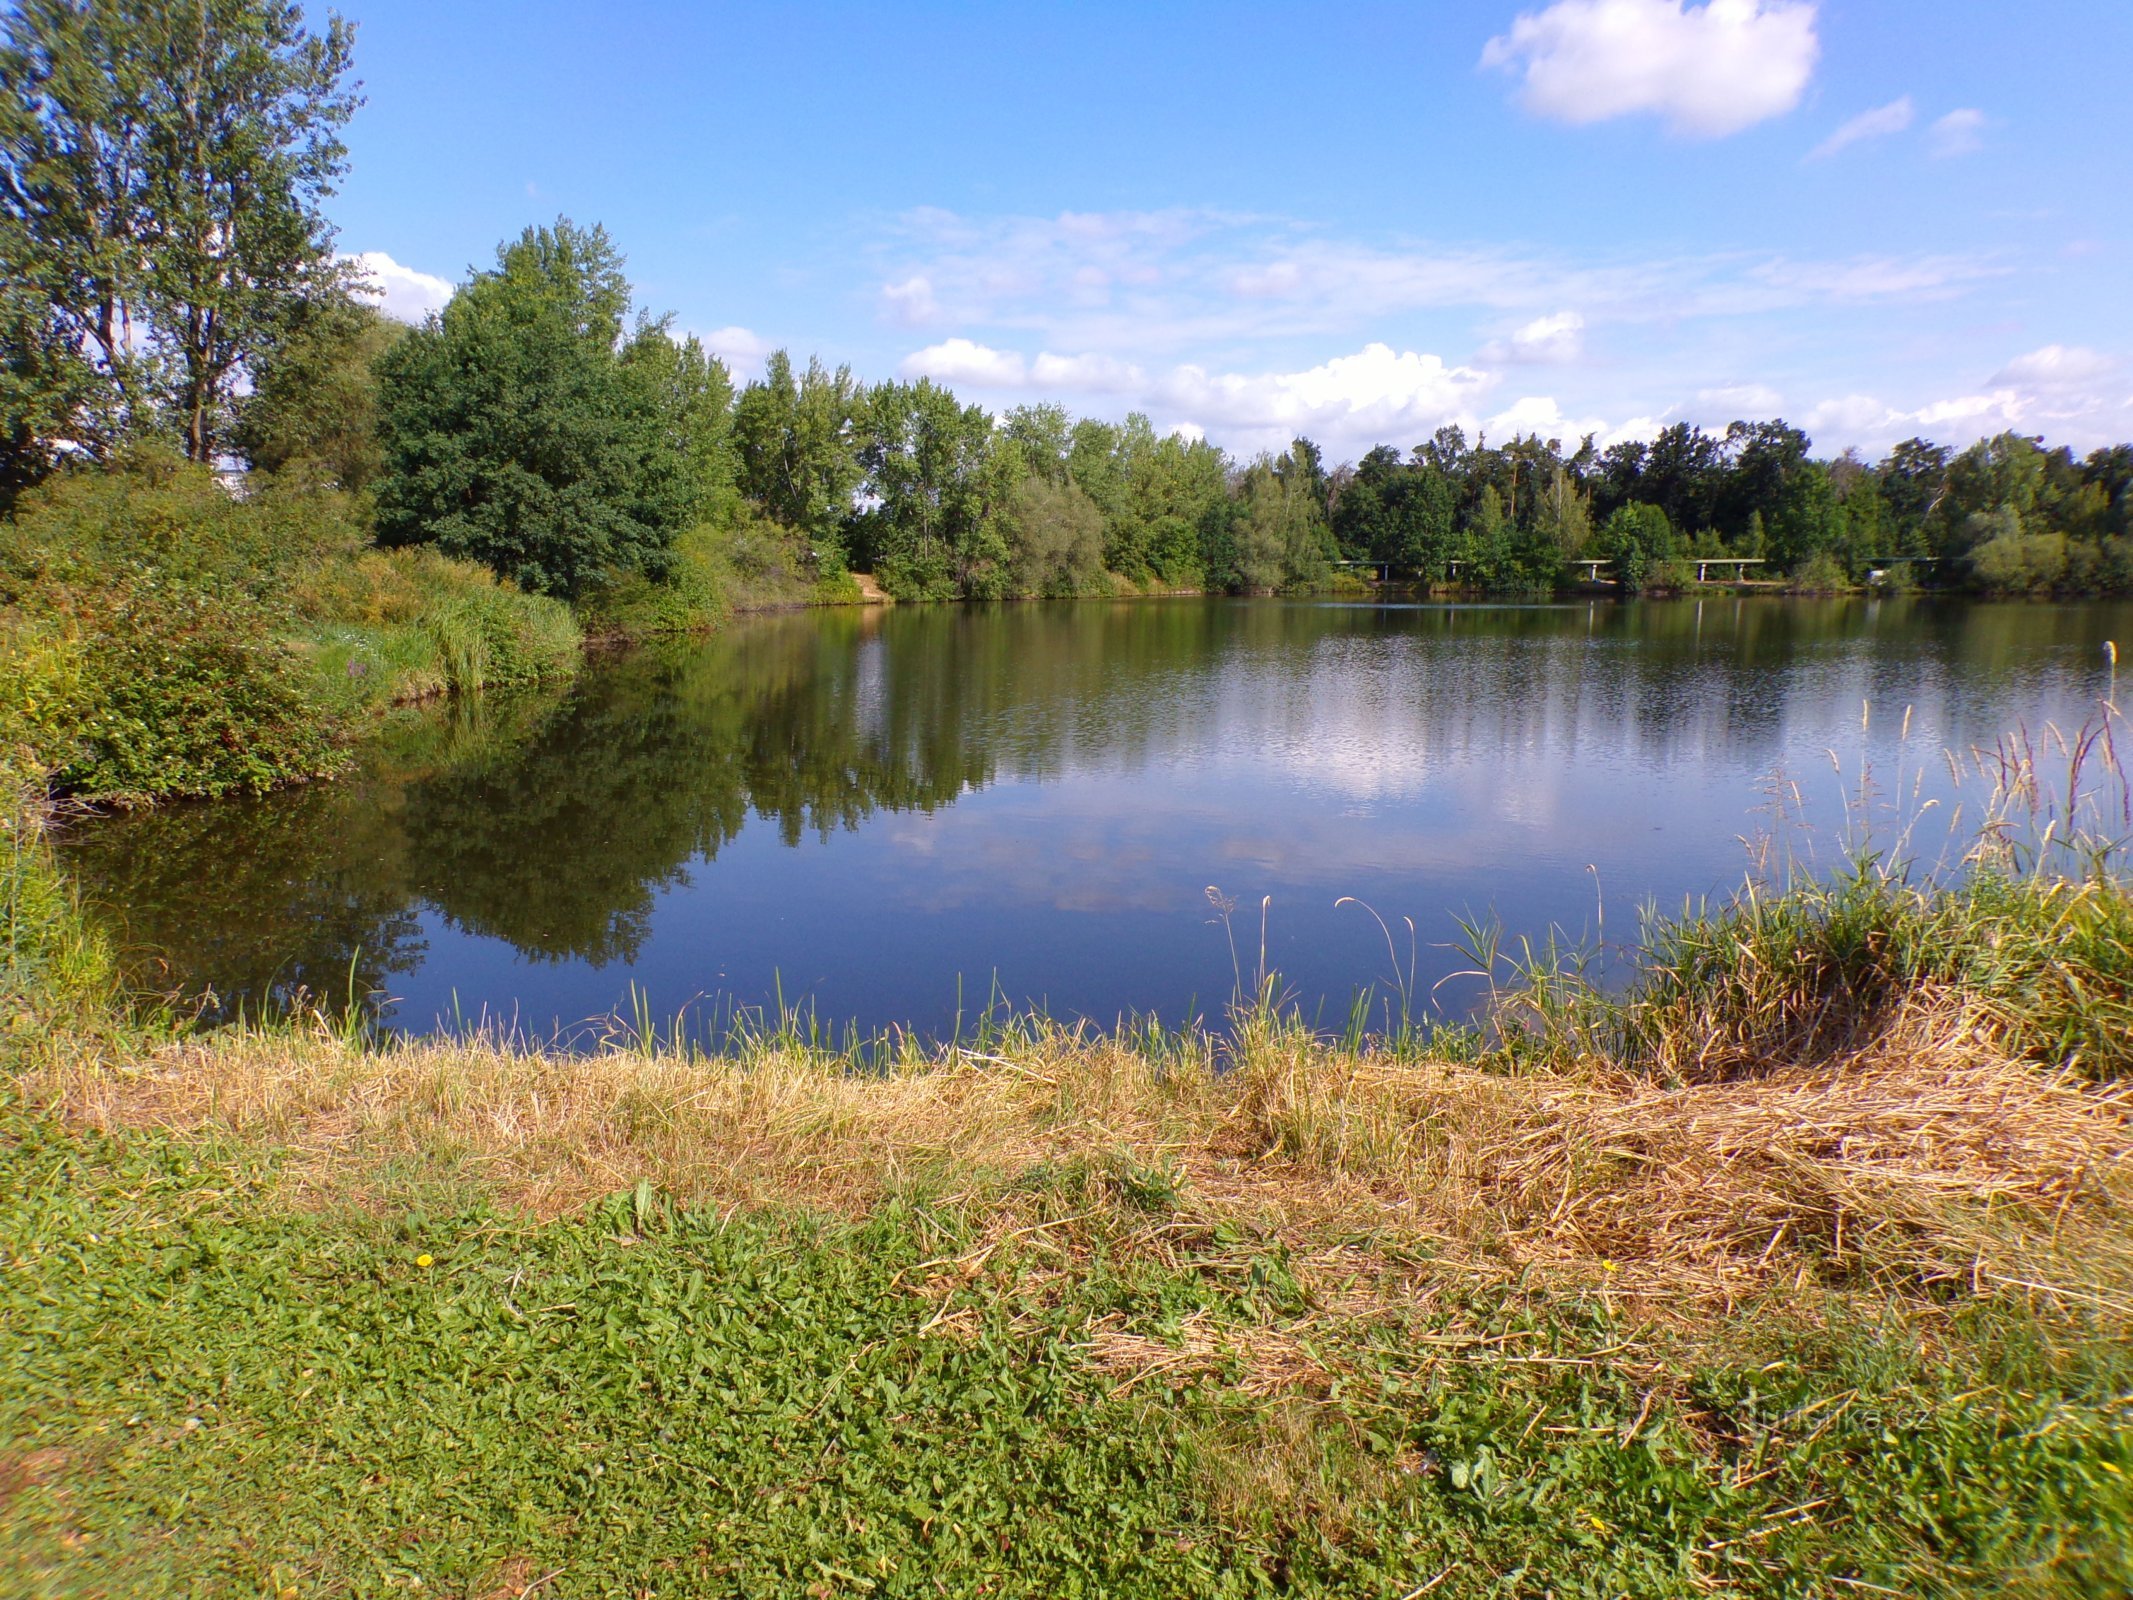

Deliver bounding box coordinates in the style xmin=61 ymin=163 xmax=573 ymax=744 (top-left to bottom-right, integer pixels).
xmin=1786 ymin=551 xmax=1852 ymax=594
xmin=1 ymin=456 xmax=582 ymax=801
xmin=576 ymin=520 xmax=729 ymax=640
xmin=31 ymin=578 xmax=341 ymax=800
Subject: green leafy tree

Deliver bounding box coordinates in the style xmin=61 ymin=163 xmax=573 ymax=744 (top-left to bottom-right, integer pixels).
xmin=1599 ymin=501 xmax=1676 ymax=592
xmin=234 ymin=290 xmax=403 ymax=490
xmin=1463 ymin=484 xmax=1510 ymax=585
xmin=849 ymin=378 xmax=996 ymax=598
xmin=373 ymin=219 xmax=692 ymax=598
xmin=1769 ymin=461 xmax=1843 ymax=573
xmin=1000 ymin=469 xmax=1105 ymax=597
xmin=0 ymin=0 xmax=360 ymax=461
xmin=0 ymin=278 xmax=92 ymax=506
xmin=1233 ymin=452 xmax=1330 ymax=591
xmin=622 ymin=322 xmax=736 ymax=526
xmin=732 ymin=350 xmax=861 ymax=567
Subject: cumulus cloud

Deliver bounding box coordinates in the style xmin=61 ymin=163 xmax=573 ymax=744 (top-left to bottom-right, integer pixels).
xmin=1480 ymin=310 xmax=1586 ymax=364
xmin=893 ymin=337 xmax=1503 ymax=459
xmin=1807 ymin=346 xmax=2131 ymax=454
xmin=1990 ymin=345 xmax=2118 ymax=390
xmin=1807 ymin=96 xmax=1914 ymax=160
xmin=1695 ymin=382 xmax=1784 ymax=416
xmin=1929 ymin=108 xmax=1988 ymax=158
xmin=898 ymin=337 xmax=1028 ymax=387
xmin=699 ymin=325 xmax=776 ymax=381
xmin=342 ymin=250 xmax=454 ymax=322
xmin=1029 ymin=351 xmax=1145 ymax=392
xmin=1153 ymin=344 xmax=1491 ymax=446
xmin=1480 ymin=0 xmax=1819 ymax=138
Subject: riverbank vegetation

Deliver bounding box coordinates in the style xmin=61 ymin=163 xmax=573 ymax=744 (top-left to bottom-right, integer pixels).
xmin=5 ymin=738 xmax=2132 ymax=1595
xmin=7 ymin=2 xmax=2133 ymax=808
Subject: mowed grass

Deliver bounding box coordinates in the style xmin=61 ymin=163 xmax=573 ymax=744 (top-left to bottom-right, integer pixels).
xmin=6 ymin=766 xmax=2133 ymax=1595
xmin=3 ymin=1064 xmax=2131 ymax=1599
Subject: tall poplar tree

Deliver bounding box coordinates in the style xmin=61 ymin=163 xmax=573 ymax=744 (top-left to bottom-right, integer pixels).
xmin=0 ymin=0 xmax=357 ymax=464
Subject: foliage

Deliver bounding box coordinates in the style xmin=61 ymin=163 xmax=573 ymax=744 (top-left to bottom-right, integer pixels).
xmin=1597 ymin=501 xmax=1676 ymax=593
xmin=1 ymin=453 xmax=576 ymax=799
xmin=1001 ymin=469 xmax=1106 ymax=597
xmin=1230 ymin=451 xmax=1331 ymax=592
xmin=850 ymin=377 xmax=998 ymax=599
xmin=0 ymin=0 xmax=359 ymax=462
xmin=233 ymin=290 xmax=407 ymax=491
xmin=374 ymin=219 xmax=695 ymax=599
xmin=732 ymin=349 xmax=862 ymax=571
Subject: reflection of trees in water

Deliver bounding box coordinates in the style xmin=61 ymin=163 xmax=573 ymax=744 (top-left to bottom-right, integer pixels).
xmin=398 ymin=618 xmax=997 ymax=961
xmin=58 ymin=597 xmax=2131 ymax=1014
xmin=56 ymin=691 xmax=575 ymax=1015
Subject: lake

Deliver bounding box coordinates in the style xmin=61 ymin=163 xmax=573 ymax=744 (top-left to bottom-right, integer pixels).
xmin=57 ymin=596 xmax=2130 ymax=1045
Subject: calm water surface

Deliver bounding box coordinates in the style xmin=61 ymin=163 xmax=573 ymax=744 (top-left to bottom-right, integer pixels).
xmin=59 ymin=597 xmax=2131 ymax=1042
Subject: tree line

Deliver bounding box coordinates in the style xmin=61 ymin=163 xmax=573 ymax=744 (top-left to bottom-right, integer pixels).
xmin=5 ymin=1 xmax=2130 ymax=604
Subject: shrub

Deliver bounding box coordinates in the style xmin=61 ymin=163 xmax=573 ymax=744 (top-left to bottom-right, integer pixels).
xmin=576 ymin=521 xmax=729 ymax=641
xmin=25 ymin=578 xmax=341 ymax=800
xmin=1786 ymin=551 xmax=1851 ymax=594
xmin=1 ymin=455 xmax=580 ymax=801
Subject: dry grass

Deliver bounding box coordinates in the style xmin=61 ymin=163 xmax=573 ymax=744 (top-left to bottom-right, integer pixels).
xmin=25 ymin=999 xmax=2133 ymax=1331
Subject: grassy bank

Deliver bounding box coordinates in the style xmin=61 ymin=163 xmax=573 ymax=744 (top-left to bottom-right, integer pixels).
xmin=4 ymin=769 xmax=2131 ymax=1596
xmin=0 ymin=457 xmax=864 ymax=806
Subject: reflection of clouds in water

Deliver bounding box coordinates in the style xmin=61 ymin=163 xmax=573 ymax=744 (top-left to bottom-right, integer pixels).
xmin=882 ymin=804 xmax=1174 ymax=915
xmin=868 ymin=762 xmax=1695 ymax=921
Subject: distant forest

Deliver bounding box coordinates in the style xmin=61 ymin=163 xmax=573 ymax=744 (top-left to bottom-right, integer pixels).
xmin=2 ymin=0 xmax=2127 ymax=603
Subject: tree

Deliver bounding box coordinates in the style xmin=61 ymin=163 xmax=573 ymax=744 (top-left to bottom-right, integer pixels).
xmin=622 ymin=321 xmax=735 ymax=526
xmin=0 ymin=276 xmax=92 ymax=505
xmin=373 ymin=219 xmax=692 ymax=598
xmin=1769 ymin=460 xmax=1842 ymax=573
xmin=0 ymin=0 xmax=360 ymax=461
xmin=732 ymin=350 xmax=861 ymax=565
xmin=233 ymin=290 xmax=403 ymax=489
xmin=1233 ymin=452 xmax=1330 ymax=591
xmin=849 ymin=377 xmax=996 ymax=598
xmin=1000 ymin=470 xmax=1104 ymax=597
xmin=1599 ymin=502 xmax=1675 ymax=592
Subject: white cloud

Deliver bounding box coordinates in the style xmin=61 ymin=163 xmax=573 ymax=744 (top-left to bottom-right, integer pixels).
xmin=1481 ymin=310 xmax=1586 ymax=364
xmin=898 ymin=337 xmax=1029 ymax=387
xmin=1152 ymin=343 xmax=1496 ymax=460
xmin=1929 ymin=108 xmax=1988 ymax=158
xmin=1807 ymin=346 xmax=2132 ymax=454
xmin=1484 ymin=395 xmax=1608 ymax=443
xmin=699 ymin=325 xmax=775 ymax=381
xmin=343 ymin=250 xmax=454 ymax=322
xmin=880 ymin=274 xmax=940 ymax=326
xmin=1696 ymin=383 xmax=1784 ymax=413
xmin=1480 ymin=0 xmax=1819 ymax=138
xmin=1807 ymin=96 xmax=1914 ymax=160
xmin=1029 ymin=351 xmax=1145 ymax=392
xmin=894 ymin=335 xmax=1502 ymax=459
xmin=1990 ymin=345 xmax=2118 ymax=390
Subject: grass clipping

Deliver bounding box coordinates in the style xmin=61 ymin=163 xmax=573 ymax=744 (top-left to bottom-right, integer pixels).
xmin=32 ymin=996 xmax=2133 ymax=1327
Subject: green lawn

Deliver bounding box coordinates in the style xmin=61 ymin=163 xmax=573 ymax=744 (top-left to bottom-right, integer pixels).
xmin=4 ymin=1103 xmax=2129 ymax=1599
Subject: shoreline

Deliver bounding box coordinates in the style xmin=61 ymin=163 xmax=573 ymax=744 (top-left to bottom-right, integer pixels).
xmin=6 ymin=779 xmax=2131 ymax=1592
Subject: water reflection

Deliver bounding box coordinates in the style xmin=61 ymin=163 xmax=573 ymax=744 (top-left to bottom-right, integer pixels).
xmin=59 ymin=597 xmax=2129 ymax=1039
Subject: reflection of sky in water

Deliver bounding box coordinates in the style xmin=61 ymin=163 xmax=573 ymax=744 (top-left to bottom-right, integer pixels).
xmin=60 ymin=597 xmax=2131 ymax=1044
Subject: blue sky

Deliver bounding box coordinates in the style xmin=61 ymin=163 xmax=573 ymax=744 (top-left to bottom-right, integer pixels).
xmin=330 ymin=0 xmax=2133 ymax=463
